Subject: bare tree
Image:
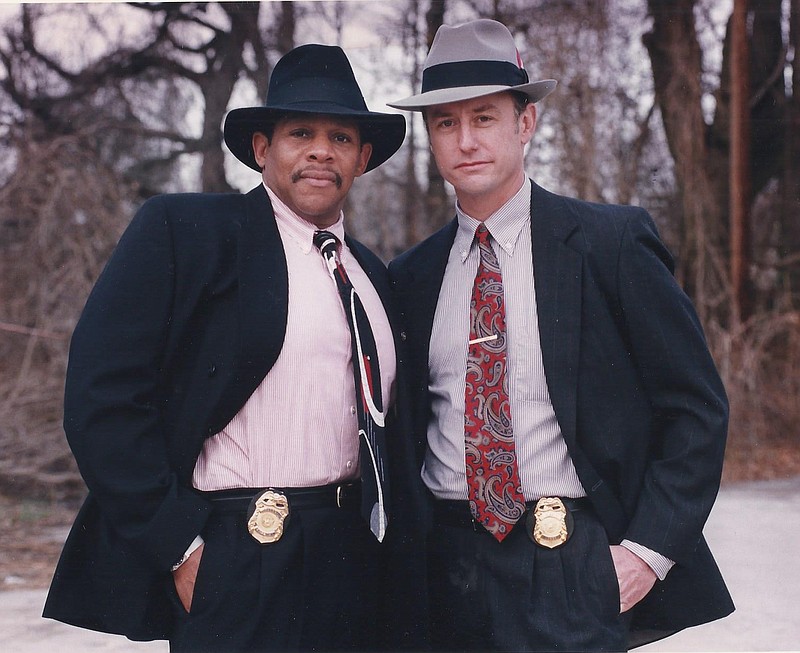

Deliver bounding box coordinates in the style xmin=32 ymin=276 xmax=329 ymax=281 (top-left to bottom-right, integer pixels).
xmin=0 ymin=1 xmax=285 ymax=498
xmin=398 ymin=0 xmax=427 ymax=247
xmin=783 ymin=0 xmax=800 ymax=297
xmin=729 ymin=0 xmax=752 ymax=322
xmin=644 ymin=0 xmax=793 ymax=321
xmin=424 ymin=0 xmax=450 ymax=231
xmin=644 ymin=0 xmax=726 ymax=319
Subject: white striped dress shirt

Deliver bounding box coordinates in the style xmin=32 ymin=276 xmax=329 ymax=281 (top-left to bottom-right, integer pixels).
xmin=424 ymin=178 xmax=673 ymax=579
xmin=191 ymin=184 xmax=396 ymax=491
xmin=423 ymin=178 xmax=585 ymax=501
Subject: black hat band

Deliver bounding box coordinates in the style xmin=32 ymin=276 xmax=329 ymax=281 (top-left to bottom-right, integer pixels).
xmin=421 ymin=60 xmax=529 ymax=93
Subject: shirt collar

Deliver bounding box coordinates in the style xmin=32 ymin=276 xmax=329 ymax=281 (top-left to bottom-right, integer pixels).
xmin=454 ymin=177 xmax=532 ymax=262
xmin=264 ymin=182 xmax=346 ymax=254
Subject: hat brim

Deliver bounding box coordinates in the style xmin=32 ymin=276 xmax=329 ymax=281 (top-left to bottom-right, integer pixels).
xmin=388 ymin=79 xmax=557 ymax=111
xmin=224 ymin=105 xmax=406 ymax=173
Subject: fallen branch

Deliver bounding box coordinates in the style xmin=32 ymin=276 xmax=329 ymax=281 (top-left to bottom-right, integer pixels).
xmin=0 ymin=321 xmax=68 ymax=341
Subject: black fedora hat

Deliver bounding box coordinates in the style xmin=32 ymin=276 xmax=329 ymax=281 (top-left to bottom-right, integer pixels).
xmin=224 ymin=44 xmax=406 ymax=173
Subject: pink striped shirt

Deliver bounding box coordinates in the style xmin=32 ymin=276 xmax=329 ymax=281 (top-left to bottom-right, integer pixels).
xmin=191 ymin=185 xmax=396 ymax=490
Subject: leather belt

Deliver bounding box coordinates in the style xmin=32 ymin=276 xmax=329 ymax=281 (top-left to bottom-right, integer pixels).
xmin=202 ymin=482 xmax=361 ymax=545
xmin=434 ymin=496 xmax=590 ymax=541
xmin=200 ymin=482 xmax=361 ymax=513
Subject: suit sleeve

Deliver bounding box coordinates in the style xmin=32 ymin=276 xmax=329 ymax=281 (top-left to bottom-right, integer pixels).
xmin=616 ymin=210 xmax=728 ymax=565
xmin=63 ymin=196 xmax=211 ymax=572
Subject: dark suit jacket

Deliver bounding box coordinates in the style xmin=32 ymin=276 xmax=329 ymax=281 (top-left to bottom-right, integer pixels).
xmin=388 ymin=181 xmax=734 ymax=644
xmin=43 ymin=185 xmax=422 ymax=642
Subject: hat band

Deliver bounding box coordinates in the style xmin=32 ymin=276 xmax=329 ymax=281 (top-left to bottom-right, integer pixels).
xmin=421 ymin=60 xmax=529 ymax=93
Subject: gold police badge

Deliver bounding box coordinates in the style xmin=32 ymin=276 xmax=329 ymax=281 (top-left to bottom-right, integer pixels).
xmin=527 ymin=497 xmax=570 ymax=548
xmin=247 ymin=490 xmax=289 ymax=544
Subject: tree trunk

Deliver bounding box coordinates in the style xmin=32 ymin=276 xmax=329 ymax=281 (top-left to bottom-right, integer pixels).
xmin=277 ymin=1 xmax=296 ymax=55
xmin=730 ymin=0 xmax=752 ymax=322
xmin=424 ymin=0 xmax=450 ymax=231
xmin=644 ymin=0 xmax=726 ymax=321
xmin=783 ymin=0 xmax=800 ymax=300
xmin=748 ymin=0 xmax=786 ymax=196
xmin=402 ymin=0 xmax=424 ymax=248
xmin=199 ymin=3 xmax=264 ymax=193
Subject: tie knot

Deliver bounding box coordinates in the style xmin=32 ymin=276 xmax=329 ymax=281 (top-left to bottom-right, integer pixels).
xmin=475 ymin=224 xmax=491 ymax=245
xmin=313 ymin=230 xmax=340 ymax=256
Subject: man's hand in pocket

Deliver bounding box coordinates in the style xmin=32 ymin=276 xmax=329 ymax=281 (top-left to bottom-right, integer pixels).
xmin=610 ymin=544 xmax=656 ymax=613
xmin=172 ymin=544 xmax=205 ymax=613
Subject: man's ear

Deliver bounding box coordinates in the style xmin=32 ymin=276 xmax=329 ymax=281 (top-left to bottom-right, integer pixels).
xmin=252 ymin=132 xmax=269 ymax=169
xmin=520 ymin=104 xmax=537 ymax=146
xmin=355 ymin=142 xmax=373 ymax=177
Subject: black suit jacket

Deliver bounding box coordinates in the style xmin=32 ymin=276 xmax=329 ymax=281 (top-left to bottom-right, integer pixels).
xmin=388 ymin=181 xmax=734 ymax=643
xmin=43 ymin=185 xmax=421 ymax=641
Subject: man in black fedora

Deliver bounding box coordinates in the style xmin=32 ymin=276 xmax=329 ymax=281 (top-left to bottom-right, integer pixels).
xmin=43 ymin=44 xmax=417 ymax=652
xmin=388 ymin=18 xmax=733 ymax=651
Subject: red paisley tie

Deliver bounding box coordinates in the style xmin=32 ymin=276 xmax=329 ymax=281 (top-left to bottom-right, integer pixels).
xmin=464 ymin=224 xmax=526 ymax=542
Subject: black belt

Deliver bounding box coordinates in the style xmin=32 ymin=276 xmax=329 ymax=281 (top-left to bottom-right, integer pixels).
xmin=433 ymin=497 xmax=590 ymax=532
xmin=200 ymin=482 xmax=361 ymax=513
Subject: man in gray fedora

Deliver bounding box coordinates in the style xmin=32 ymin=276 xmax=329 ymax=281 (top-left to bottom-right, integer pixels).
xmin=388 ymin=18 xmax=733 ymax=651
xmin=43 ymin=43 xmax=418 ymax=652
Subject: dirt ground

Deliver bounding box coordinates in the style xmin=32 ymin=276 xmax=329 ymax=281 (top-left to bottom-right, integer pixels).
xmin=0 ymin=496 xmax=76 ymax=590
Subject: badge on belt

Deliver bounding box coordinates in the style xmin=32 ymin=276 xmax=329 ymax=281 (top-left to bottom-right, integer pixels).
xmin=525 ymin=497 xmax=573 ymax=548
xmin=247 ymin=490 xmax=289 ymax=544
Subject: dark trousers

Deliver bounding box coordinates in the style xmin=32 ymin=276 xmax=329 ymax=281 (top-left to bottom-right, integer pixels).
xmin=167 ymin=500 xmax=380 ymax=652
xmin=428 ymin=501 xmax=630 ymax=652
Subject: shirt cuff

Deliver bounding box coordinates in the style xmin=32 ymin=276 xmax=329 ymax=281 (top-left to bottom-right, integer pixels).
xmin=620 ymin=539 xmax=675 ymax=581
xmin=171 ymin=535 xmax=205 ymax=571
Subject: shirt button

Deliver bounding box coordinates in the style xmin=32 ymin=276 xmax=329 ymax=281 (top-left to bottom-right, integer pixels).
xmin=350 ymin=406 xmax=356 ymax=415
xmin=346 ymin=460 xmax=353 ymax=469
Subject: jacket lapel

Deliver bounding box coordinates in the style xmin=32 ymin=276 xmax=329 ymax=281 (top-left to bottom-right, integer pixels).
xmin=346 ymin=235 xmax=406 ymax=389
xmin=530 ymin=184 xmax=630 ymax=537
xmin=202 ymin=184 xmax=289 ymax=437
xmin=203 ymin=186 xmax=288 ymax=436
xmin=402 ymin=219 xmax=458 ymax=371
xmin=346 ymin=235 xmax=394 ymax=323
xmin=237 ymin=185 xmax=289 ymax=385
xmin=530 ymin=182 xmax=582 ymax=450
xmin=401 ymin=220 xmax=457 ymax=462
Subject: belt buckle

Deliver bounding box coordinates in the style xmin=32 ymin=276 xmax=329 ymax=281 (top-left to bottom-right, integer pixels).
xmin=526 ymin=497 xmax=573 ymax=548
xmin=247 ymin=490 xmax=289 ymax=544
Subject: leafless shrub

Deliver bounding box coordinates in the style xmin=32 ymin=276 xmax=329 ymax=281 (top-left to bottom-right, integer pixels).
xmin=0 ymin=125 xmax=135 ymax=500
xmin=708 ymin=309 xmax=800 ymax=482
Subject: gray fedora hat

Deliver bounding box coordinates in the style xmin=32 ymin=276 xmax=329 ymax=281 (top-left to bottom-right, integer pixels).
xmin=225 ymin=44 xmax=406 ymax=173
xmin=389 ymin=19 xmax=556 ymax=110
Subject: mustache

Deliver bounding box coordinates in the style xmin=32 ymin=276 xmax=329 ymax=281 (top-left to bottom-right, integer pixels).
xmin=292 ymin=167 xmax=343 ymax=189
